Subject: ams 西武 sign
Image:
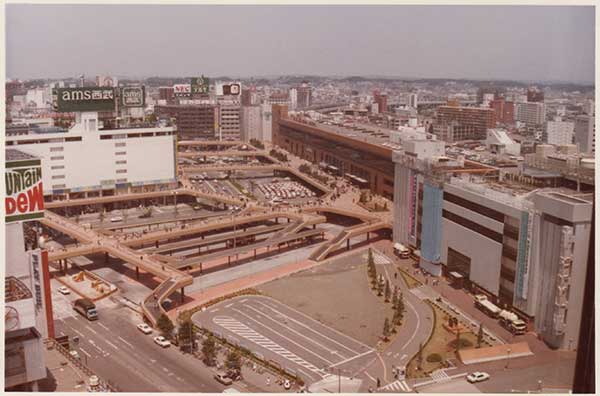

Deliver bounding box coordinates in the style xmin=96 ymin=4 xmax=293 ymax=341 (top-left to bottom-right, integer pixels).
xmin=121 ymin=86 xmax=145 ymax=107
xmin=5 ymin=159 xmax=45 ymax=223
xmin=53 ymin=87 xmax=116 ymax=112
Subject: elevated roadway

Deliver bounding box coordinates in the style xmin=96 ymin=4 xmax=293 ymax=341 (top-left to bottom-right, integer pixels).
xmin=178 ymin=150 xmax=269 ymax=158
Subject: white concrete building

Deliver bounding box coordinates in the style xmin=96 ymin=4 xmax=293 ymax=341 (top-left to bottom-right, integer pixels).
xmin=545 ymin=120 xmax=574 ymax=146
xmin=260 ymin=103 xmax=273 ymax=142
xmin=574 ymin=115 xmax=595 ymax=154
xmin=408 ymin=93 xmax=418 ymax=109
xmin=515 ymin=102 xmax=546 ymax=126
xmin=240 ymin=105 xmax=262 ymax=142
xmin=289 ymin=88 xmax=298 ymax=111
xmin=486 ymin=129 xmax=521 ymax=155
xmin=218 ymin=103 xmax=241 ymax=140
xmin=5 ymin=112 xmax=177 ymax=199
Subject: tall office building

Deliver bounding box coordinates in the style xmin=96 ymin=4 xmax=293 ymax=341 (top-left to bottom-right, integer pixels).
xmin=240 ymin=105 xmax=262 ymax=142
xmin=574 ymin=115 xmax=595 ymax=154
xmin=218 ymin=103 xmax=241 ymax=140
xmin=260 ymin=103 xmax=273 ymax=142
xmin=545 ymin=120 xmax=574 ymax=146
xmin=289 ymin=88 xmax=298 ymax=111
xmin=527 ymin=86 xmax=545 ymax=103
xmin=490 ymin=97 xmax=515 ymax=125
xmin=435 ymin=105 xmax=496 ymax=140
xmin=515 ymin=102 xmax=546 ymax=126
xmin=408 ymin=93 xmax=418 ymax=109
xmin=373 ymin=91 xmax=388 ymax=114
xmin=155 ymin=104 xmax=217 ymax=139
xmin=296 ymin=81 xmax=312 ymax=109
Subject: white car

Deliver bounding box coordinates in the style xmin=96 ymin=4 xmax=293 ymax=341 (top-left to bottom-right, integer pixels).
xmin=137 ymin=323 xmax=152 ymax=334
xmin=153 ymin=336 xmax=171 ymax=348
xmin=110 ymin=216 xmax=123 ymax=223
xmin=69 ymin=350 xmax=80 ymax=359
xmin=58 ymin=286 xmax=70 ymax=295
xmin=283 ymin=379 xmax=291 ymax=390
xmin=466 ymin=372 xmax=490 ymax=383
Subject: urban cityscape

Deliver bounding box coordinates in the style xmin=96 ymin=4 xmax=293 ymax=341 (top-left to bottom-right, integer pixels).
xmin=4 ymin=4 xmax=596 ymax=394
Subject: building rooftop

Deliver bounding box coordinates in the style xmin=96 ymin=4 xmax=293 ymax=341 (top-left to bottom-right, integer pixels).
xmin=6 ymin=148 xmax=37 ymax=161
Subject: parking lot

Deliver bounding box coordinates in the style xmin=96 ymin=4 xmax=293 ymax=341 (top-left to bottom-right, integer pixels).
xmin=192 ymin=295 xmax=376 ymax=384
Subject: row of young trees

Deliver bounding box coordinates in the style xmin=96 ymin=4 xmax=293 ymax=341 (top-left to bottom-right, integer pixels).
xmin=156 ymin=313 xmax=243 ymax=376
xmin=366 ymin=248 xmax=405 ymax=342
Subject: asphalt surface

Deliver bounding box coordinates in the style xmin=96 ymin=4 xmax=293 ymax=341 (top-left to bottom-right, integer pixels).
xmin=51 ymin=281 xmax=225 ymax=392
xmin=192 ymin=295 xmax=376 ymax=385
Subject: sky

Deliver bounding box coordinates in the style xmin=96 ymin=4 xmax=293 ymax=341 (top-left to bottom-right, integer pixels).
xmin=5 ymin=4 xmax=596 ymax=83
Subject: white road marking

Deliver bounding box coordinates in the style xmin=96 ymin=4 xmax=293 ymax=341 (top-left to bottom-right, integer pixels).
xmin=85 ymin=325 xmax=98 ymax=335
xmin=365 ymin=372 xmax=376 ymax=382
xmin=243 ymin=304 xmax=349 ymax=358
xmin=232 ymin=308 xmax=336 ymax=365
xmin=98 ymin=322 xmax=110 ymax=331
xmin=104 ymin=339 xmax=119 ymax=350
xmin=252 ymin=299 xmax=368 ymax=355
xmin=225 ymin=303 xmax=234 ymax=308
xmin=118 ymin=336 xmax=134 ymax=348
xmin=213 ymin=316 xmax=324 ymax=376
xmin=79 ymin=347 xmax=92 ymax=357
xmin=327 ymin=349 xmax=376 ymax=369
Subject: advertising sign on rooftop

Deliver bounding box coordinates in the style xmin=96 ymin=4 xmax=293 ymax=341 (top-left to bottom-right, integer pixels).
xmin=5 ymin=158 xmax=44 ymax=223
xmin=191 ymin=76 xmax=210 ymax=94
xmin=53 ymin=87 xmax=116 ymax=112
xmin=120 ymin=86 xmax=145 ymax=107
xmin=173 ymin=84 xmax=191 ymax=97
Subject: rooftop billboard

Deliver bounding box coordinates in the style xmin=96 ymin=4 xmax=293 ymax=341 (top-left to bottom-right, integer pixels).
xmin=52 ymin=87 xmax=116 ymax=112
xmin=191 ymin=76 xmax=210 ymax=94
xmin=120 ymin=86 xmax=145 ymax=108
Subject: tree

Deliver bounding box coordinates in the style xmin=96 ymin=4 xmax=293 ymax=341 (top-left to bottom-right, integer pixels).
xmin=384 ymin=280 xmax=391 ymax=302
xmin=178 ymin=319 xmax=195 ymax=352
xmin=377 ymin=276 xmax=384 ymax=296
xmin=392 ymin=286 xmax=399 ymax=308
xmin=455 ymin=329 xmax=461 ymax=353
xmin=383 ymin=318 xmax=391 ymax=341
xmin=122 ymin=208 xmax=129 ymax=223
xmin=417 ymin=342 xmax=423 ymax=370
xmin=477 ymin=323 xmax=484 ymax=348
xmin=157 ymin=313 xmax=174 ymax=337
xmin=202 ymin=336 xmax=217 ymax=366
xmin=225 ymin=349 xmax=242 ymax=377
xmin=98 ymin=210 xmax=106 ymax=223
xmin=397 ymin=292 xmax=405 ymax=318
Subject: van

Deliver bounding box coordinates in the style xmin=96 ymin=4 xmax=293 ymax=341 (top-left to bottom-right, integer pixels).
xmin=394 ymin=243 xmax=411 ymax=259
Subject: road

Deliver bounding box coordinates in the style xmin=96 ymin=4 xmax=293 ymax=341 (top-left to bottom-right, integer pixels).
xmin=192 ymin=295 xmax=376 ymax=385
xmin=51 ymin=282 xmax=225 ymax=392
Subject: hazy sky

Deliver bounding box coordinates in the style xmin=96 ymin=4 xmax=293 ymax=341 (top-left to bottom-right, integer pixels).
xmin=6 ymin=4 xmax=596 ymax=83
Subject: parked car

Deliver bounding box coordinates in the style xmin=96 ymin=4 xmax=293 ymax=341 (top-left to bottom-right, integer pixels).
xmin=214 ymin=371 xmax=233 ymax=386
xmin=283 ymin=379 xmax=291 ymax=390
xmin=467 ymin=372 xmax=490 ymax=383
xmin=137 ymin=323 xmax=152 ymax=335
xmin=110 ymin=216 xmax=123 ymax=223
xmin=153 ymin=336 xmax=171 ymax=348
xmin=69 ymin=350 xmax=80 ymax=359
xmin=58 ymin=286 xmax=70 ymax=295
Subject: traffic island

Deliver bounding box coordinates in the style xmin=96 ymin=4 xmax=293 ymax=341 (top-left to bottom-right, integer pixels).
xmin=56 ymin=270 xmax=117 ymax=301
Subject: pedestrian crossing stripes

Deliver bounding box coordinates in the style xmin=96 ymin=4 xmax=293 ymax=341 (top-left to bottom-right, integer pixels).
xmin=213 ymin=316 xmax=323 ymax=375
xmin=410 ymin=285 xmax=431 ymax=300
xmin=362 ymin=251 xmax=391 ymax=266
xmin=431 ymin=369 xmax=451 ymax=383
xmin=380 ymin=380 xmax=411 ymax=392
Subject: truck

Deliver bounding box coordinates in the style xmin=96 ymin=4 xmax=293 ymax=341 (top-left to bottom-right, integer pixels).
xmin=474 ymin=294 xmax=501 ymax=318
xmin=73 ymin=298 xmax=98 ymax=321
xmin=393 ymin=243 xmax=411 ymax=259
xmin=498 ymin=310 xmax=527 ymax=335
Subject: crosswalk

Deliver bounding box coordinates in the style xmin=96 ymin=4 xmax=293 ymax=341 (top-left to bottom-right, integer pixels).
xmin=410 ymin=285 xmax=431 ymax=300
xmin=362 ymin=251 xmax=391 ymax=266
xmin=379 ymin=380 xmax=412 ymax=392
xmin=213 ymin=316 xmax=323 ymax=376
xmin=431 ymin=369 xmax=451 ymax=383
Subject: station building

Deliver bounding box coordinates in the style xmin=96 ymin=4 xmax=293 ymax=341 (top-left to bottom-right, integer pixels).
xmin=393 ymin=142 xmax=594 ymax=351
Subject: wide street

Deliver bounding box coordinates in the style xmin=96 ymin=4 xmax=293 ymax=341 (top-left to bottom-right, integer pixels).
xmin=51 ymin=282 xmax=225 ymax=392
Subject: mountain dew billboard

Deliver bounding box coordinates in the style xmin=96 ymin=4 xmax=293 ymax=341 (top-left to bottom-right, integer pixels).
xmin=5 ymin=157 xmax=44 ymax=223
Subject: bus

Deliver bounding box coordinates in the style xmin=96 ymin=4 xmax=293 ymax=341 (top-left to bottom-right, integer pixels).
xmin=393 ymin=243 xmax=411 ymax=259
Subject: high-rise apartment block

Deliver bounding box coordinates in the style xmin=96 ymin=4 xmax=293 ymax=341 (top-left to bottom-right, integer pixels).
xmin=515 ymin=102 xmax=546 ymax=126
xmin=545 ymin=120 xmax=574 ymax=146
xmin=574 ymin=115 xmax=595 ymax=154
xmin=240 ymin=105 xmax=262 ymax=142
xmin=435 ymin=105 xmax=496 ymax=140
xmin=155 ymin=104 xmax=217 ymax=139
xmin=490 ymin=97 xmax=515 ymax=125
xmin=296 ymin=82 xmax=312 ymax=109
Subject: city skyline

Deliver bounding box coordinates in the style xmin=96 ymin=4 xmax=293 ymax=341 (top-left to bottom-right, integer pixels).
xmin=6 ymin=4 xmax=596 ymax=83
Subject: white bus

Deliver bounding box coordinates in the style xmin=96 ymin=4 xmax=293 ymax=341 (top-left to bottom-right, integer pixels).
xmin=394 ymin=243 xmax=411 ymax=259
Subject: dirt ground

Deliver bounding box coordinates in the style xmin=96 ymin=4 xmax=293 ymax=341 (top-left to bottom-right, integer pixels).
xmin=258 ymin=250 xmax=395 ymax=347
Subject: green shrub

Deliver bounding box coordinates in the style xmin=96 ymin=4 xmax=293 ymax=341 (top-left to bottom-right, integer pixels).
xmin=426 ymin=353 xmax=442 ymax=363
